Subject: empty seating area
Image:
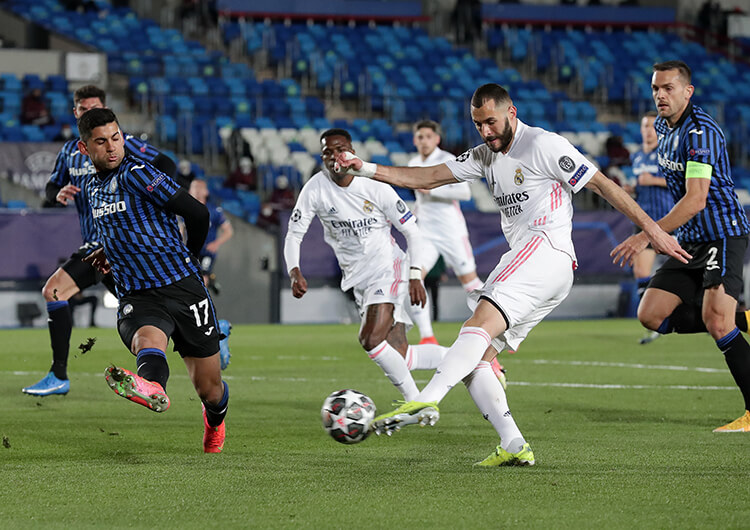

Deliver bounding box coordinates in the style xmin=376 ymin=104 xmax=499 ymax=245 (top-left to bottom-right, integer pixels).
xmin=2 ymin=0 xmax=750 ymax=207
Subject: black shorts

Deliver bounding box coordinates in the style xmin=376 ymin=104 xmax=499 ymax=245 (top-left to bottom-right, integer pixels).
xmin=117 ymin=274 xmax=221 ymax=358
xmin=649 ymin=235 xmax=748 ymax=303
xmin=61 ymin=243 xmax=117 ymax=295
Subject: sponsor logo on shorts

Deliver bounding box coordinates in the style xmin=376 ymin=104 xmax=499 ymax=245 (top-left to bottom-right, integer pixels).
xmin=567 ymin=164 xmax=589 ymax=187
xmin=363 ymin=200 xmax=374 ymax=213
xmin=122 ymin=303 xmax=133 ymax=315
xmin=146 ymin=174 xmax=165 ymax=192
xmin=399 ymin=211 xmax=413 ymax=224
xmin=396 ymin=200 xmax=406 ymax=213
xmin=456 ymin=149 xmax=473 ymax=163
xmin=558 ymin=156 xmax=575 ymax=172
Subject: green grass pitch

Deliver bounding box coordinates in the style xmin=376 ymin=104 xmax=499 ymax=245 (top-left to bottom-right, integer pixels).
xmin=2 ymin=319 xmax=749 ymax=528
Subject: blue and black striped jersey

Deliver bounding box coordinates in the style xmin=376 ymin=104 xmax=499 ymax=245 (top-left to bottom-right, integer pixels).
xmin=630 ymin=149 xmax=674 ymax=221
xmin=200 ymin=205 xmax=227 ymax=259
xmin=654 ymin=103 xmax=749 ymax=243
xmin=49 ymin=133 xmax=163 ymax=244
xmin=85 ymin=155 xmax=201 ymax=294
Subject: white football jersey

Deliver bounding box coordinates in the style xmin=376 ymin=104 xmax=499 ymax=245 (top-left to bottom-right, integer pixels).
xmin=444 ymin=120 xmax=597 ymax=265
xmin=408 ymin=147 xmax=471 ymax=234
xmin=287 ymin=170 xmax=418 ymax=291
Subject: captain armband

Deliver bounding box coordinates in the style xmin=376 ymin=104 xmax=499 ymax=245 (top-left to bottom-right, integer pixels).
xmin=685 ymin=161 xmax=712 ymax=180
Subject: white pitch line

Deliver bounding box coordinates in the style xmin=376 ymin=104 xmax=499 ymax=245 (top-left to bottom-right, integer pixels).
xmin=6 ymin=371 xmax=734 ymax=390
xmin=528 ymin=359 xmax=727 ymax=374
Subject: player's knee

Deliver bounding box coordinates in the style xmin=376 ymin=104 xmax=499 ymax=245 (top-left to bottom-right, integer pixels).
xmin=637 ymin=306 xmax=662 ymax=331
xmin=704 ymin=315 xmax=734 ymax=341
xmin=359 ymin=330 xmax=385 ymax=351
xmin=195 ymin=376 xmax=223 ymax=403
xmin=41 ymin=280 xmax=62 ymax=301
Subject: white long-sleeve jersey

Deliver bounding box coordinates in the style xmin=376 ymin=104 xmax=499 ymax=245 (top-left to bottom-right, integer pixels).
xmin=408 ymin=147 xmax=472 ymax=234
xmin=444 ymin=120 xmax=597 ymax=266
xmin=284 ymin=170 xmax=425 ymax=291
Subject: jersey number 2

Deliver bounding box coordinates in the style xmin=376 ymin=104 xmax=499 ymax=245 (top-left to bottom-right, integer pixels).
xmin=189 ymin=298 xmax=210 ymax=326
xmin=706 ymin=247 xmax=720 ymax=271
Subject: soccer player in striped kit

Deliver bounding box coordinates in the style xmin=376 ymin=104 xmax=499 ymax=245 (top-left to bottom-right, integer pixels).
xmin=617 ymin=60 xmax=750 ymax=433
xmin=78 ymin=108 xmax=228 ymax=453
xmin=23 ymin=85 xmax=177 ymax=397
xmin=337 ymin=83 xmax=687 ymax=465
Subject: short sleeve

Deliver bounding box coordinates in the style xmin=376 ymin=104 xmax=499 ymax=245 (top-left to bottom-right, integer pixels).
xmin=443 ymin=145 xmax=488 ymax=182
xmin=686 ymin=126 xmax=721 ymax=167
xmin=124 ymin=134 xmax=161 ymax=163
xmin=535 ymin=133 xmax=597 ymax=193
xmin=124 ymin=162 xmax=180 ymax=207
xmin=378 ymin=184 xmax=416 ymax=228
xmin=49 ymin=146 xmax=71 ymax=187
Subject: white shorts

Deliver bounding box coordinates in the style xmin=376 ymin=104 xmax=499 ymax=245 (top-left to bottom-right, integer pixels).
xmin=469 ymin=234 xmax=574 ymax=352
xmin=352 ymin=259 xmax=411 ymax=326
xmin=421 ymin=227 xmax=477 ymax=277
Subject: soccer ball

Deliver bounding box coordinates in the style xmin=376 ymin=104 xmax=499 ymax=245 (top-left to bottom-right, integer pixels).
xmin=321 ymin=389 xmax=376 ymax=444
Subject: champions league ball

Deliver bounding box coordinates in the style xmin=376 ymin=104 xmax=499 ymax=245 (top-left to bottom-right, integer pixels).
xmin=321 ymin=389 xmax=376 ymax=444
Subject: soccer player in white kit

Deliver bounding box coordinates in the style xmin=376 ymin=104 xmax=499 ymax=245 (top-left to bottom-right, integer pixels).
xmin=336 ymin=84 xmax=688 ymax=466
xmin=284 ymin=129 xmax=449 ymax=401
xmin=406 ymin=120 xmax=506 ymax=385
xmin=406 ymin=120 xmax=480 ymax=341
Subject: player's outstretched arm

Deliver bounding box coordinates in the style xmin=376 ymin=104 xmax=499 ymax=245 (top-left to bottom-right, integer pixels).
xmin=335 ymin=152 xmax=456 ymax=190
xmin=82 ymin=247 xmax=111 ymax=274
xmin=585 ymin=172 xmax=690 ymax=266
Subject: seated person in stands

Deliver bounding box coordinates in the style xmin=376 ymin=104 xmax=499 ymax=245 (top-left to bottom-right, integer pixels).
xmin=224 ymin=157 xmax=257 ymax=191
xmin=259 ymin=175 xmax=295 ymax=227
xmin=21 ymin=88 xmax=53 ymax=126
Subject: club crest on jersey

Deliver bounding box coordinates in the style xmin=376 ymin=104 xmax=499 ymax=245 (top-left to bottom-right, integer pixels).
xmin=514 ymin=168 xmax=524 ymax=185
xmin=672 ymin=135 xmax=680 ymax=152
xmin=396 ymin=200 xmax=406 ymax=213
xmin=456 ymin=149 xmax=473 ymax=163
xmin=291 ymin=209 xmax=301 ymax=222
xmin=363 ymin=200 xmax=374 ymax=213
xmin=558 ymin=156 xmax=575 ymax=173
xmin=109 ymin=177 xmax=118 ymax=193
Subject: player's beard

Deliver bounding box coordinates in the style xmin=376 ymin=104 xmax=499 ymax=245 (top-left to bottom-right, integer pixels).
xmin=484 ymin=117 xmax=514 ymax=153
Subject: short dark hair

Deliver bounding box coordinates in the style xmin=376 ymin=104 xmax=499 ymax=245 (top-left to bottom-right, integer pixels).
xmin=471 ymin=83 xmax=511 ymax=108
xmin=413 ymin=119 xmax=442 ymax=136
xmin=653 ymin=60 xmax=692 ymax=84
xmin=320 ymin=128 xmax=352 ymax=143
xmin=73 ymin=85 xmax=106 ymax=105
xmin=77 ymin=107 xmax=118 ymax=141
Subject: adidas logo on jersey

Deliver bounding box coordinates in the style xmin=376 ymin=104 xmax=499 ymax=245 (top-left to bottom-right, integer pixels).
xmin=374 ymin=289 xmax=384 ymax=296
xmin=329 ymin=206 xmax=338 ymax=214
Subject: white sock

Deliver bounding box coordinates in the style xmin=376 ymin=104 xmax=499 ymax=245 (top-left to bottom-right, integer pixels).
xmin=462 ymin=277 xmax=483 ymax=293
xmin=406 ymin=344 xmax=448 ymax=370
xmin=367 ymin=340 xmax=419 ymax=400
xmin=406 ymin=292 xmax=434 ymax=339
xmin=463 ymin=360 xmax=525 ymax=453
xmin=416 ymin=326 xmax=492 ymax=403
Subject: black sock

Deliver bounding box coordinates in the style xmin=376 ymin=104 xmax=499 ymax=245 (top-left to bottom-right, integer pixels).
xmin=735 ymin=310 xmax=749 ymax=333
xmin=203 ymin=381 xmax=229 ymax=427
xmin=47 ymin=301 xmax=72 ymax=380
xmin=636 ymin=276 xmax=651 ymax=299
xmin=135 ymin=348 xmax=170 ymax=391
xmin=658 ymin=304 xmax=707 ymax=334
xmin=717 ymin=329 xmax=750 ymax=411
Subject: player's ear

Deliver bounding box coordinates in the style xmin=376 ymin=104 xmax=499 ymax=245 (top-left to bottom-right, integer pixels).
xmin=78 ymin=139 xmax=89 ymax=156
xmin=685 ymin=84 xmax=694 ymax=98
